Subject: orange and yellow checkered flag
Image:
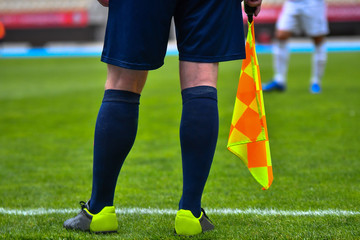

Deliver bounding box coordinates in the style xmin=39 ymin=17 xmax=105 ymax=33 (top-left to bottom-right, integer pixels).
xmin=227 ymin=19 xmax=273 ymax=190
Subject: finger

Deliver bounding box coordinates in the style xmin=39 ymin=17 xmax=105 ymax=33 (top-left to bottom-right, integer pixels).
xmin=98 ymin=0 xmax=109 ymax=7
xmin=254 ymin=6 xmax=261 ymax=16
xmin=245 ymin=0 xmax=262 ymax=7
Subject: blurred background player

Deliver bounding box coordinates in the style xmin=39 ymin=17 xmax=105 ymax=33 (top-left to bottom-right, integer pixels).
xmin=63 ymin=0 xmax=263 ymax=236
xmin=263 ymin=0 xmax=329 ymax=94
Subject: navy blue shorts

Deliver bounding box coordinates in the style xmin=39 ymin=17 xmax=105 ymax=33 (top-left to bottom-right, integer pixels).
xmin=101 ymin=0 xmax=245 ymax=70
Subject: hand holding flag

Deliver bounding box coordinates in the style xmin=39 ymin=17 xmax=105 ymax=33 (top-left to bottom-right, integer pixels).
xmin=227 ymin=7 xmax=273 ymax=190
xmin=244 ymin=0 xmax=262 ymax=17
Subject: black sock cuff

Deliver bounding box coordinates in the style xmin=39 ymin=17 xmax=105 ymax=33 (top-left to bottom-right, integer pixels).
xmin=103 ymin=89 xmax=140 ymax=104
xmin=181 ymin=86 xmax=217 ymax=104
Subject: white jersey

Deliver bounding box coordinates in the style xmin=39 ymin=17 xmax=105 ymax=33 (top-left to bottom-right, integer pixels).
xmin=276 ymin=0 xmax=329 ymax=36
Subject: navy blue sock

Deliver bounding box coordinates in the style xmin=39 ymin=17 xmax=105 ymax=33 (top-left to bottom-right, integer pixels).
xmin=179 ymin=86 xmax=219 ymax=218
xmin=89 ymin=89 xmax=140 ymax=214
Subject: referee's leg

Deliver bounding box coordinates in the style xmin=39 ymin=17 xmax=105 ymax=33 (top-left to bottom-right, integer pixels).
xmin=89 ymin=64 xmax=147 ymax=214
xmin=178 ymin=61 xmax=219 ymax=218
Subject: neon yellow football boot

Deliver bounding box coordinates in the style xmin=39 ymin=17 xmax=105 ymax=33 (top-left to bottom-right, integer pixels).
xmin=174 ymin=208 xmax=214 ymax=236
xmin=63 ymin=201 xmax=118 ymax=233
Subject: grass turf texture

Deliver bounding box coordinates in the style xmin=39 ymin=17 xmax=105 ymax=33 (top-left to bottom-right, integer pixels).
xmin=0 ymin=52 xmax=359 ymax=239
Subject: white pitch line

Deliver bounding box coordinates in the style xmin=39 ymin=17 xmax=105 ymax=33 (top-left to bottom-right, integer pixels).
xmin=0 ymin=207 xmax=359 ymax=217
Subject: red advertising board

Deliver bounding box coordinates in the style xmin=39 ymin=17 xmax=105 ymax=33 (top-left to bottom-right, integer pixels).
xmin=0 ymin=11 xmax=88 ymax=29
xmin=1 ymin=3 xmax=359 ymax=29
xmin=244 ymin=4 xmax=360 ymax=23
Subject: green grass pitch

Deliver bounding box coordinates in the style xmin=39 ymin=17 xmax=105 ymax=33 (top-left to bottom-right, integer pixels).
xmin=0 ymin=52 xmax=359 ymax=239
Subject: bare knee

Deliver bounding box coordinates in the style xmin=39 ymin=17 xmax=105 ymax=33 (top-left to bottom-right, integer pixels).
xmin=179 ymin=61 xmax=218 ymax=90
xmin=105 ymin=64 xmax=148 ymax=94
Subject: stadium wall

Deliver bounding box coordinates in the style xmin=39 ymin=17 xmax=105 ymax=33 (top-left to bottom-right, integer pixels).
xmin=0 ymin=0 xmax=359 ymax=46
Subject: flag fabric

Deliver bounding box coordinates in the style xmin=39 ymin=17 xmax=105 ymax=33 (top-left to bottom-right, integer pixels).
xmin=227 ymin=20 xmax=273 ymax=190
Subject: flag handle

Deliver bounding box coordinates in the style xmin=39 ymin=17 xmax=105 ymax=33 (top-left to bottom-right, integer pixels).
xmin=244 ymin=4 xmax=256 ymax=23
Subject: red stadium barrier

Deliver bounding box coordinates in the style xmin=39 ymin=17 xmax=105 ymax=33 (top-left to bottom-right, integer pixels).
xmin=0 ymin=11 xmax=88 ymax=29
xmin=1 ymin=4 xmax=358 ymax=29
xmin=242 ymin=4 xmax=360 ymax=23
xmin=327 ymin=4 xmax=360 ymax=22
